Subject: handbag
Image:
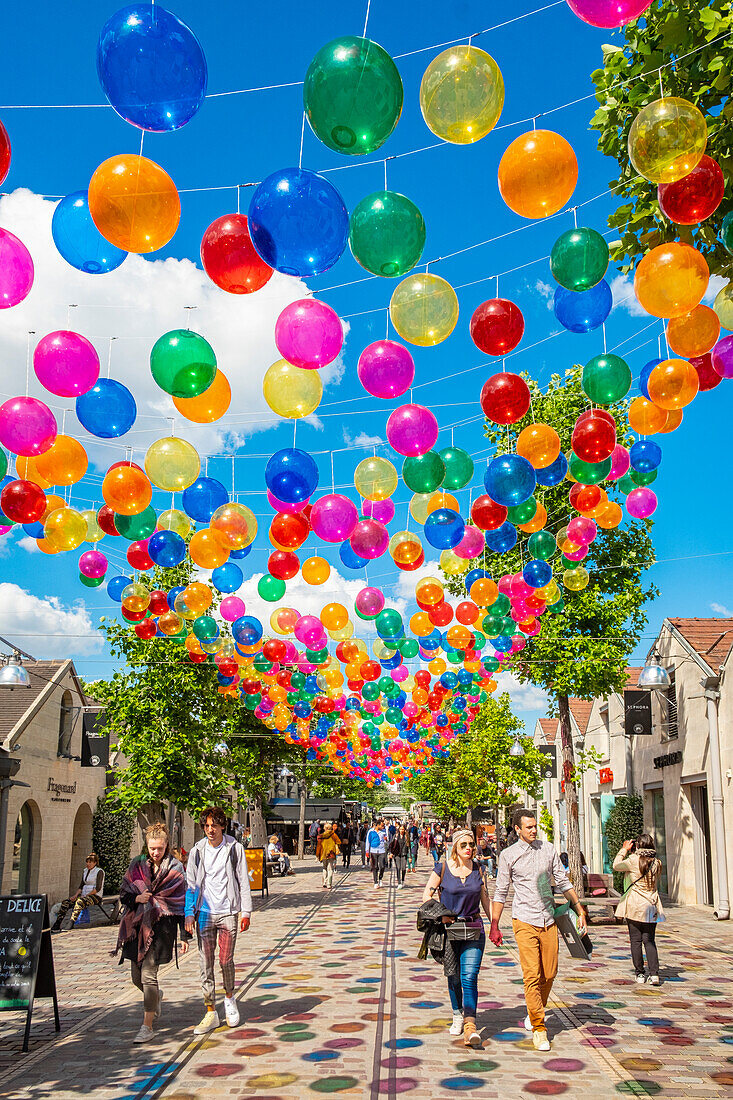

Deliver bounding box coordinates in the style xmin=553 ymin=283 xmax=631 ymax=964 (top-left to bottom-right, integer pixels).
xmin=614 ymin=872 xmax=648 ymax=921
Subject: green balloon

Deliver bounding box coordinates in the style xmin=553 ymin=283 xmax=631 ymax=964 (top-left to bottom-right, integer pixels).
xmin=244 ymin=692 xmax=260 ymax=710
xmin=402 ymin=451 xmax=445 ymax=493
xmin=150 ymin=329 xmax=217 ymax=399
xmin=721 ymin=211 xmax=733 ymax=254
xmin=493 ymin=593 xmax=511 ymax=616
xmin=560 ymin=555 xmax=581 ymax=569
xmin=528 ymin=530 xmax=556 ymax=560
xmin=568 ymin=451 xmax=612 ymax=484
xmin=115 ymin=506 xmax=157 ymax=541
xmin=193 ymin=615 xmax=218 ymax=641
xmin=304 ymin=36 xmax=403 ymax=156
xmin=446 ymin=648 xmax=464 ymax=664
xmin=630 ymin=468 xmax=657 ymax=486
xmin=471 ymin=632 xmax=486 ymax=651
xmin=548 ymin=598 xmax=565 ymax=614
xmin=400 ymin=638 xmax=419 ymax=658
xmin=507 ymin=497 xmax=537 ymax=525
xmin=377 ymin=675 xmax=393 ymax=693
xmin=376 ymin=607 xmax=403 ymax=636
xmin=349 ymin=190 xmax=425 ymax=277
xmin=483 ymin=656 xmax=499 ymax=673
xmin=79 ymin=573 xmax=104 ymax=587
xmin=363 ymin=682 xmax=380 ymax=701
xmin=385 ymin=706 xmax=402 ymax=725
xmin=550 ymin=227 xmax=609 ymax=292
xmin=258 ymin=574 xmax=286 ymax=602
xmin=290 ymin=671 xmax=305 ymax=689
xmin=307 ymin=647 xmax=329 ymax=662
xmin=438 ymin=446 xmax=474 ymax=490
xmin=582 ymin=353 xmax=632 ymax=405
xmin=617 ymin=473 xmax=636 ymax=495
xmin=482 ymin=612 xmax=504 ymax=637
xmin=0 ymin=448 xmax=7 ymax=480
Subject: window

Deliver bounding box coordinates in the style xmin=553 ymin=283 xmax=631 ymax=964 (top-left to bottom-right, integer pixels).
xmin=58 ymin=690 xmax=75 ymax=756
xmin=663 ymin=670 xmax=678 ymax=740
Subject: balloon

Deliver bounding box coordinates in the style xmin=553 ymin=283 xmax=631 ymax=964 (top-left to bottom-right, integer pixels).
xmin=0 ymin=479 xmax=46 ymax=523
xmin=79 ymin=549 xmax=107 ymax=578
xmin=523 ymin=559 xmax=552 ymax=589
xmin=258 ymin=574 xmax=286 ymax=603
xmin=173 ymin=370 xmax=231 ymax=423
xmin=689 ymin=352 xmax=722 ymax=391
xmin=498 ymin=130 xmax=578 ymax=218
xmin=470 ymin=299 xmax=524 ymax=355
xmin=302 ymin=555 xmax=331 ymax=585
xmin=52 ymin=190 xmax=127 ymax=274
xmin=389 ymin=274 xmax=459 ymax=347
xmin=439 ymin=447 xmax=474 ymax=490
xmin=265 ymin=448 xmax=319 ymax=503
xmin=386 ymin=403 xmax=438 ymax=457
xmin=634 ymin=242 xmax=709 ymax=318
xmin=102 ymin=464 xmax=151 ymax=515
xmin=554 ymin=280 xmax=612 ymax=332
xmin=150 ymin=330 xmax=216 ymax=398
xmin=572 ymin=411 xmax=616 ymax=462
xmin=628 ymin=395 xmax=667 ymax=435
xmin=626 ymin=487 xmax=658 ymax=518
xmin=0 ymin=118 xmax=10 ymax=184
xmin=248 ymin=168 xmax=348 ymax=276
xmin=221 ymin=596 xmax=246 ymax=622
xmin=354 ymin=456 xmax=398 ymax=500
xmin=628 ymin=97 xmax=707 ymax=184
xmin=267 ymin=551 xmax=298 ymax=581
xmin=666 ymin=305 xmax=719 ymax=359
xmin=200 ymin=213 xmax=272 ymax=294
xmin=350 ymin=518 xmax=389 ymax=560
xmin=310 ymin=493 xmax=358 ymax=542
xmin=516 ymin=423 xmax=561 ymax=469
xmin=271 ymin=510 xmax=310 ymax=552
xmin=419 ymin=44 xmax=503 ymax=143
xmin=629 ymin=439 xmax=662 ymax=473
xmin=88 ymin=154 xmax=180 ymax=253
xmin=97 ymin=3 xmax=206 ymax=131
xmin=484 ymin=454 xmax=536 ymax=507
xmin=33 ymin=330 xmax=99 ymax=398
xmin=0 ymin=397 xmax=56 ymax=457
xmin=402 ymin=451 xmax=445 ymax=494
xmin=484 ymin=521 xmax=517 ymax=553
xmin=44 ymin=506 xmax=86 ymax=552
xmin=454 ymin=525 xmax=484 ymax=560
xmin=480 ymin=372 xmax=531 ymax=424
xmin=550 ymin=226 xmax=609 ymax=291
xmin=711 ymin=334 xmax=733 ymax=379
xmin=424 ymin=508 xmax=464 ymax=550
xmin=35 ymin=435 xmax=88 ymax=486
xmin=657 ymin=155 xmax=724 ymax=224
xmin=566 ymin=0 xmax=652 ymax=28
xmin=646 ymin=358 xmax=699 ymax=409
xmin=189 ymin=528 xmax=229 ymax=569
xmin=713 ymin=280 xmax=733 ymax=330
xmin=182 ymin=476 xmax=228 ymax=522
xmin=582 ymin=353 xmax=632 ymax=404
xmin=0 ymin=228 xmax=34 ymax=308
xmin=145 ymin=436 xmax=200 ymax=491
xmin=275 ymin=299 xmax=343 ymax=369
xmin=471 ymin=494 xmax=507 ymax=530
xmin=211 ymin=502 xmax=258 ymax=549
xmin=263 ymin=359 xmax=323 ymax=418
xmin=148 ymin=529 xmax=186 ymax=567
xmin=357 ymin=340 xmax=414 ymax=400
xmin=76 ymin=378 xmax=136 ymax=438
xmin=349 ymin=191 xmax=425 ymax=277
xmin=535 ymin=452 xmax=569 ymax=487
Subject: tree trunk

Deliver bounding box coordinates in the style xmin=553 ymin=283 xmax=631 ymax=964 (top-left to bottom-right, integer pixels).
xmin=558 ymin=693 xmax=584 ymax=899
xmin=297 ymin=781 xmax=307 ymax=860
xmin=166 ymin=800 xmax=176 ymax=840
xmin=250 ymin=799 xmax=268 ymax=849
xmin=494 ymin=805 xmax=502 ymax=855
xmin=466 ymin=807 xmax=473 ymax=829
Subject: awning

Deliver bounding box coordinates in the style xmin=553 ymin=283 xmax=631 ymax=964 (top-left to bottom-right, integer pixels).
xmin=265 ymin=798 xmax=345 ymax=824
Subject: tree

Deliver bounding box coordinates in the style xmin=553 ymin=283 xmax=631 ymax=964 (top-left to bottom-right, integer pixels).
xmin=604 ymin=793 xmax=645 ymax=891
xmin=589 ymin=0 xmax=733 ymax=276
xmin=539 ymin=803 xmax=555 ymax=844
xmin=92 ymin=794 xmax=136 ymax=892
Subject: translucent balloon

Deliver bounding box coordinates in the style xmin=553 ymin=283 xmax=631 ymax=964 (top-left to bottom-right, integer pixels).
xmin=554 ymin=280 xmax=612 ymax=332
xmin=628 ymin=97 xmax=707 ymax=184
xmin=354 ymin=456 xmax=398 ymax=500
xmin=0 ymin=119 xmax=10 ymax=185
xmin=658 ymin=155 xmax=724 ymax=224
xmin=550 ymin=226 xmax=609 ymax=291
xmin=248 ymin=168 xmax=348 ymax=276
xmin=628 ymin=395 xmax=667 ymax=435
xmin=471 ymin=494 xmax=508 ymax=530
xmin=470 ymin=299 xmax=524 ymax=355
xmin=182 ymin=476 xmax=228 ymax=522
xmin=357 ymin=340 xmax=414 ymax=399
xmin=263 ymin=358 xmax=323 ymax=418
xmin=275 ymin=299 xmax=343 ymax=369
xmin=148 ymin=529 xmax=186 ymax=567
xmin=419 ymin=44 xmax=503 ymax=144
xmin=350 ymin=518 xmax=389 ymax=559
xmin=498 ymin=130 xmax=578 ymax=218
xmin=211 ymin=502 xmax=258 ymax=549
xmin=386 ymin=403 xmax=438 ymax=456
xmin=34 ymin=330 xmax=100 ymax=398
xmin=629 ymin=439 xmax=661 ymax=473
xmin=480 ymin=372 xmax=531 ymax=424
xmin=0 ymin=479 xmax=46 ymax=523
xmin=52 ymin=190 xmax=127 ymax=274
xmin=389 ymin=274 xmax=459 ymax=347
xmin=0 ymin=228 xmax=34 ymax=308
xmin=157 ymin=508 xmax=191 ymax=537
xmin=712 ymin=334 xmax=733 ymax=379
xmin=572 ymin=411 xmax=616 ymax=463
xmin=302 ymin=555 xmax=331 ymax=585
xmin=199 ymin=213 xmax=272 ymax=294
xmin=389 ymin=529 xmax=423 ymax=565
xmin=516 ymin=423 xmax=561 ymax=469
xmin=310 ymin=493 xmax=358 ymax=542
xmin=349 ymin=190 xmax=425 ymax=277
xmin=265 ymin=447 xmax=319 ymax=503
xmin=666 ymin=305 xmax=719 ymax=359
xmin=566 ymin=0 xmax=652 ymax=28
xmin=439 ymin=446 xmax=474 ymax=490
xmin=409 ymin=492 xmax=433 ymax=524
xmin=150 ymin=330 xmax=216 ymax=398
xmin=173 ymin=369 xmax=231 ymax=423
xmin=145 ymin=436 xmax=200 ymax=491
xmin=35 ymin=435 xmax=88 ymax=486
xmin=402 ymin=451 xmax=445 ymax=494
xmin=221 ymin=596 xmax=246 ymax=622
xmin=713 ymin=281 xmax=733 ymax=330
xmin=79 ymin=549 xmax=108 ymax=578
xmin=635 ymin=242 xmax=708 ymax=318
xmin=44 ymin=506 xmax=87 ymax=551
xmin=689 ymin=352 xmax=722 ymax=391
xmin=189 ymin=528 xmax=229 ymax=569
xmin=102 ymin=464 xmax=151 ymax=515
xmin=626 ymin=487 xmax=658 ymax=518
xmin=0 ymin=396 xmax=57 ymax=457
xmin=646 ymin=358 xmax=699 ymax=409
xmin=454 ymin=525 xmax=484 ymax=559
xmin=76 ymin=378 xmax=136 ymax=438
xmin=88 ymin=154 xmax=180 ymax=253
xmin=484 ymin=521 xmax=518 ymax=553
xmin=484 ymin=454 xmax=536 ymax=507
xmin=563 ymin=566 xmax=589 ymax=591
xmin=582 ymin=353 xmax=632 ymax=404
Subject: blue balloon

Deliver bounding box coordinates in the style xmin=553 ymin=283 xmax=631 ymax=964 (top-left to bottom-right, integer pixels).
xmin=147 ymin=529 xmax=186 ymax=567
xmin=523 ymin=558 xmax=553 ymax=589
xmin=182 ymin=476 xmax=228 ymax=522
xmin=211 ymin=562 xmax=243 ymax=593
xmin=97 ymin=3 xmax=207 ymax=132
xmin=639 ymin=358 xmax=662 ymax=400
xmin=232 ymin=615 xmax=263 ymax=646
xmin=229 ymin=544 xmax=252 ymax=561
xmin=464 ymin=567 xmax=488 ymax=593
xmin=22 ymin=521 xmax=45 ymax=538
xmin=630 ymin=439 xmax=662 ymax=473
xmin=484 ymin=454 xmax=536 ymax=507
xmin=554 ymin=279 xmax=612 ymax=333
xmin=535 ymin=451 xmax=568 ymax=487
xmin=440 ymin=671 xmax=458 ymax=689
xmin=248 ymin=168 xmax=349 ymax=276
xmin=339 ymin=540 xmax=367 ymax=570
xmin=424 ymin=508 xmax=465 ymax=550
xmin=484 ymin=521 xmax=518 ymax=554
xmin=493 ymin=634 xmax=513 ymax=653
xmin=265 ymin=447 xmax=319 ymax=503
xmin=420 ymin=630 xmax=442 ymax=652
xmin=107 ymin=574 xmax=131 ymax=602
xmin=52 ymin=191 xmax=127 ymax=274
xmin=76 ymin=378 xmax=136 ymax=438
xmin=167 ymin=585 xmax=186 ymax=609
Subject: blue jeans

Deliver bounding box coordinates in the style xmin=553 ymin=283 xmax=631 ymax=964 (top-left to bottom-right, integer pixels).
xmin=447 ymin=934 xmax=485 ymax=1019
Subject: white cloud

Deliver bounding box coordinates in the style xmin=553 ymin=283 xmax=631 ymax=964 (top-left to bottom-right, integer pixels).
xmin=609 ymin=274 xmax=647 ymax=317
xmin=495 ymin=671 xmax=548 ymax=714
xmin=17 ymin=536 xmax=40 ymax=554
xmin=0 ymin=581 xmax=103 ymax=657
xmin=343 ymin=429 xmax=384 ymax=449
xmin=535 ymin=280 xmax=554 ymax=310
xmin=710 ymin=602 xmax=733 ymax=618
xmin=704 ymin=274 xmax=727 ymax=305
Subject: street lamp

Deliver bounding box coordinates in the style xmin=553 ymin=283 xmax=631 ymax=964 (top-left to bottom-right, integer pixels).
xmin=509 ymin=739 xmax=525 ymax=757
xmin=0 ymin=634 xmax=35 ymax=689
xmin=638 ymin=653 xmax=671 ymax=690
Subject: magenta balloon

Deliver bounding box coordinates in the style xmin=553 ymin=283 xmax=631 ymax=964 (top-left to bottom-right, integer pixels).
xmin=34 ymin=330 xmax=100 ymax=398
xmin=563 ymin=544 xmax=588 ymax=561
xmin=0 ymin=228 xmax=34 ymax=308
xmin=350 ymin=518 xmax=389 ymax=559
xmin=362 ymin=497 xmax=395 ymax=524
xmin=274 ymin=298 xmax=343 ymax=369
xmin=454 ymin=525 xmax=485 ymax=559
xmin=497 ymin=574 xmax=512 ymax=595
xmin=386 ymin=403 xmax=439 ymax=457
xmin=221 ymin=595 xmax=246 ymax=621
xmin=295 ymin=614 xmax=324 ymax=647
xmin=266 ymin=489 xmax=309 ymax=513
xmin=392 ymin=665 xmax=409 ymax=683
xmin=79 ymin=549 xmax=108 ymax=578
xmin=0 ymin=396 xmax=57 ymax=457
xmin=310 ymin=493 xmax=359 ymax=542
xmin=355 ymin=585 xmax=385 ymax=616
xmin=357 ymin=340 xmax=415 ymax=399
xmin=565 ymin=0 xmax=652 ymax=27
xmin=567 ymin=516 xmax=597 ymax=545
xmin=626 ymin=487 xmax=657 ymax=519
xmin=711 ymin=335 xmax=733 ymax=379
xmin=608 ymin=444 xmax=631 ymax=480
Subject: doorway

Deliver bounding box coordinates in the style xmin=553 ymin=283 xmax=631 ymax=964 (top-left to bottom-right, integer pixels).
xmin=690 ymin=784 xmax=714 ymax=906
xmin=651 ymin=790 xmax=668 ymax=895
xmin=11 ymin=801 xmax=41 ymax=894
xmin=69 ymin=803 xmax=93 ymax=894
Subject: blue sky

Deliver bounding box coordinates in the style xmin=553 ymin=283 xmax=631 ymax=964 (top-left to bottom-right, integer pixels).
xmin=0 ymin=0 xmax=731 ymax=728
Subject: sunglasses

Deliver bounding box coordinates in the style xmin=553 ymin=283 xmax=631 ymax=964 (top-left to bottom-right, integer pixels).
xmin=458 ymin=842 xmax=476 ymax=849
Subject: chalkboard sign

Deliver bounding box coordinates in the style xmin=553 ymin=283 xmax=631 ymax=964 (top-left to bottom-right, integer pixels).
xmin=0 ymin=895 xmax=59 ymax=1050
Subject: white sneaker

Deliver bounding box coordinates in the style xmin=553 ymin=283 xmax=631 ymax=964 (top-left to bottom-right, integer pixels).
xmin=647 ymin=975 xmax=660 ymax=986
xmin=533 ymin=1029 xmax=551 ymax=1052
xmin=194 ymin=1009 xmax=220 ymax=1034
xmin=224 ymin=995 xmax=240 ymax=1027
xmin=524 ymin=1014 xmax=532 ymax=1032
xmin=373 ymin=882 xmax=379 ymax=889
xmin=397 ymin=883 xmax=403 ymax=889
xmin=155 ymin=988 xmax=163 ymax=1019
xmin=635 ymin=974 xmax=646 ymax=985
xmin=133 ymin=1024 xmax=154 ymax=1044
xmin=449 ymin=1012 xmax=463 ymax=1036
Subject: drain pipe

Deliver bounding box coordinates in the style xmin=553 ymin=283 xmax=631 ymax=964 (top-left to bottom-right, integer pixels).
xmin=703 ymin=676 xmax=730 ymax=920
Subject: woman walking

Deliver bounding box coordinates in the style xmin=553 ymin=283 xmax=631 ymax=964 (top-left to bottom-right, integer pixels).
xmin=316 ymin=823 xmax=341 ymax=889
xmin=613 ymin=833 xmax=664 ymax=985
xmin=115 ymin=823 xmax=190 ymax=1043
xmin=341 ymin=823 xmax=354 ymax=868
xmin=421 ymin=828 xmax=492 ymax=1048
xmin=390 ymin=824 xmax=410 ymax=887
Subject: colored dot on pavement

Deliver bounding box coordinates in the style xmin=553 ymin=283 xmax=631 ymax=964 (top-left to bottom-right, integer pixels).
xmin=247 ymin=1074 xmax=299 ymax=1088
xmin=456 ymin=1059 xmax=499 ymax=1072
xmin=615 ymin=1081 xmax=662 ymax=1096
xmin=439 ymin=1077 xmax=487 ymax=1091
xmin=309 ymin=1078 xmax=360 ymax=1093
xmin=543 ymin=1059 xmax=585 ymax=1072
xmin=523 ymin=1082 xmax=568 ymax=1095
xmin=494 ymin=1030 xmax=526 ymax=1042
xmin=195 ymin=1064 xmax=241 ymax=1078
xmin=384 ymin=1037 xmax=422 ymax=1049
xmin=301 ymin=1051 xmax=340 ymax=1062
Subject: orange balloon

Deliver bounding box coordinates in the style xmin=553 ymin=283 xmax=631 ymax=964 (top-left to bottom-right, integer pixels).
xmin=647 ymin=358 xmax=699 ymax=409
xmin=173 ymin=370 xmax=232 ymax=423
xmin=102 ymin=465 xmax=152 ymax=515
xmin=16 ymin=455 xmax=50 ymax=489
xmin=302 ymin=555 xmax=330 ymax=585
xmin=189 ymin=528 xmax=230 ymax=569
xmin=634 ymin=242 xmax=709 ymax=318
xmin=516 ymin=423 xmax=561 ymax=469
xmin=88 ymin=154 xmax=181 ymax=254
xmin=42 ymin=494 xmax=67 ymax=523
xmin=658 ymin=407 xmax=683 ymax=434
xmin=446 ymin=625 xmax=472 ymax=650
xmin=426 ymin=490 xmax=459 ymax=515
xmin=498 ymin=130 xmax=578 ymax=218
xmin=183 ymin=581 xmax=212 ymax=614
xmin=666 ymin=304 xmax=720 ymax=358
xmin=628 ymin=395 xmax=667 ymax=435
xmin=410 ymin=611 xmax=433 ymax=636
xmin=415 ymin=576 xmax=444 ymax=605
xmin=36 ymin=537 xmax=58 ymax=555
xmin=596 ymin=501 xmax=623 ymax=530
xmin=518 ymin=501 xmax=547 ymax=533
xmin=321 ymin=602 xmax=348 ymax=631
xmin=470 ymin=577 xmax=498 ymax=606
xmin=35 ymin=435 xmax=88 ymax=486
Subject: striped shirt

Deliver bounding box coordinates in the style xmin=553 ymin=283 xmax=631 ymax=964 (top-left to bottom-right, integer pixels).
xmin=494 ymin=839 xmax=572 ymax=927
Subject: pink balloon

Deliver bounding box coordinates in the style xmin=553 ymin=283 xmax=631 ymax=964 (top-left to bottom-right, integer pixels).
xmin=267 ymin=489 xmax=309 ymax=513
xmin=567 ymin=516 xmax=597 ymax=545
xmin=350 ymin=518 xmax=389 ymax=560
xmin=392 ymin=665 xmax=409 ymax=683
xmin=608 ymin=444 xmax=631 ymax=481
xmin=565 ymin=0 xmax=652 ymax=28
xmin=563 ymin=544 xmax=588 ymax=562
xmin=626 ymin=487 xmax=657 ymax=518
xmin=275 ymin=298 xmax=343 ymax=369
xmin=0 ymin=227 xmax=34 ymax=308
xmin=357 ymin=340 xmax=415 ymax=399
xmin=454 ymin=525 xmax=485 ymax=560
xmin=711 ymin=335 xmax=733 ymax=379
xmin=79 ymin=550 xmax=107 ymax=578
xmin=497 ymin=574 xmax=513 ymax=596
xmin=386 ymin=403 xmax=439 ymax=457
xmin=362 ymin=498 xmax=395 ymax=524
xmin=220 ymin=595 xmax=246 ymax=621
xmin=310 ymin=493 xmax=358 ymax=542
xmin=355 ymin=586 xmax=385 ymax=617
xmin=0 ymin=396 xmax=57 ymax=457
xmin=34 ymin=331 xmax=100 ymax=398
xmin=295 ymin=614 xmax=324 ymax=647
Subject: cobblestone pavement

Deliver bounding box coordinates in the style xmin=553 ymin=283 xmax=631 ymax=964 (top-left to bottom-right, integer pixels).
xmin=2 ymin=854 xmax=733 ymax=1100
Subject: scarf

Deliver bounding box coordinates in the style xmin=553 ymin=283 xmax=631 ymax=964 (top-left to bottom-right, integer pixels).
xmin=115 ymin=854 xmax=186 ymax=964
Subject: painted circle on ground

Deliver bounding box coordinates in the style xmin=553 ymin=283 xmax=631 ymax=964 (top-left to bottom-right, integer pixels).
xmin=543 ymin=1059 xmax=585 ymax=1072
xmin=301 ymin=1051 xmax=340 ymax=1062
xmin=234 ymin=1044 xmax=277 ymax=1056
xmin=247 ymin=1074 xmax=299 ymax=1088
xmin=195 ymin=1064 xmax=242 ymax=1078
xmin=309 ymin=1078 xmax=360 ymax=1093
xmin=523 ymin=1083 xmax=568 ymax=1095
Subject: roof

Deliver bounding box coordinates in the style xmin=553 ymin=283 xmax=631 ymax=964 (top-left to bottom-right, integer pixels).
xmin=624 ymin=667 xmax=643 ymax=689
xmin=667 ymin=618 xmax=733 ymax=674
xmin=537 ymin=718 xmax=557 ymax=742
xmin=0 ymin=659 xmax=88 ymax=747
xmin=568 ymin=698 xmax=592 ymax=735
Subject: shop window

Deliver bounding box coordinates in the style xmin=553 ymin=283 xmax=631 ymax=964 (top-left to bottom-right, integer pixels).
xmin=663 ymin=671 xmax=678 ymax=740
xmin=58 ymin=690 xmax=75 ymax=756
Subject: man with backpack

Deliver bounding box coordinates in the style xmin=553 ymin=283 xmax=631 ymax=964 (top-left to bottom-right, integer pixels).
xmin=366 ymin=819 xmax=387 ymax=888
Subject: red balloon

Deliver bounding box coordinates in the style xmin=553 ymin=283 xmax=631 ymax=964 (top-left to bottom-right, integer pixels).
xmin=121 ymin=606 xmax=148 ymax=623
xmin=0 ymin=119 xmax=10 ymax=186
xmin=571 ymin=411 xmax=616 ymax=463
xmin=148 ymin=589 xmax=170 ymax=616
xmin=108 ymin=459 xmax=145 ymax=473
xmin=1 ymin=479 xmax=46 ymax=523
xmin=657 ymin=155 xmax=725 ymax=225
xmin=360 ymin=660 xmax=381 ymax=682
xmin=135 ymin=619 xmax=158 ymax=640
xmin=569 ymin=482 xmax=602 ymax=512
xmin=395 ymin=549 xmax=425 ymax=571
xmin=429 ymin=601 xmax=454 ymax=627
xmin=689 ymin=352 xmax=723 ymax=392
xmin=270 ymin=511 xmax=310 ymax=550
xmin=97 ymin=504 xmax=120 ymax=536
xmin=268 ymin=549 xmax=300 ymax=579
xmin=480 ymin=372 xmax=531 ymax=424
xmin=200 ymin=214 xmax=274 ymax=294
xmin=414 ymin=670 xmax=431 ymax=688
xmin=470 ymin=299 xmax=524 ymax=355
xmin=471 ymin=494 xmax=508 ymax=530
xmin=456 ymin=601 xmax=479 ymax=625
xmin=188 ymin=651 xmax=208 ymax=663
xmin=127 ymin=539 xmax=153 ymax=570
xmin=263 ymin=638 xmax=287 ymax=662
xmin=576 ymin=407 xmax=616 ymax=429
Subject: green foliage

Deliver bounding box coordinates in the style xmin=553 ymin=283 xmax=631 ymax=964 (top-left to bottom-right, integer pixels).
xmin=539 ymin=803 xmax=555 ymax=843
xmin=589 ymin=0 xmax=733 ymax=275
xmin=604 ymin=793 xmax=645 ymax=891
xmin=92 ymin=795 xmax=136 ymax=892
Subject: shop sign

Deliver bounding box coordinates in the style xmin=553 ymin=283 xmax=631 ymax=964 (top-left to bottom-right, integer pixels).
xmin=653 ymin=751 xmax=682 ymax=770
xmin=599 ymin=767 xmax=613 ymax=784
xmin=47 ymin=779 xmax=76 ymax=803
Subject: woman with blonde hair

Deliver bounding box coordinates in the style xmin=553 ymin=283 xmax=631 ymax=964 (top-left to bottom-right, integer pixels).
xmin=316 ymin=823 xmax=341 ymax=889
xmin=613 ymin=832 xmax=664 ymax=985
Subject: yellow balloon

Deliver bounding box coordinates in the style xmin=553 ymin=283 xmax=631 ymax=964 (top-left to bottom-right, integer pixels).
xmin=390 ymin=274 xmax=459 ymax=347
xmin=122 ymin=582 xmax=150 ymax=613
xmin=44 ymin=506 xmax=87 ymax=551
xmin=713 ymin=281 xmax=733 ymax=331
xmin=409 ymin=492 xmax=432 ymax=524
xmin=145 ymin=436 xmax=200 ymax=491
xmin=628 ymin=97 xmax=707 ymax=184
xmin=419 ymin=45 xmax=504 ymax=144
xmin=427 ymin=490 xmax=459 ymax=515
xmin=81 ymin=509 xmax=105 ymax=543
xmin=302 ymin=555 xmax=330 ymax=585
xmin=354 ymin=456 xmax=398 ymax=500
xmin=210 ymin=502 xmax=257 ymax=549
xmin=174 ymin=593 xmax=197 ymax=621
xmin=329 ymin=621 xmax=354 ymax=641
xmin=263 ymin=358 xmax=323 ymax=418
xmin=157 ymin=508 xmax=192 ymax=537
xmin=563 ymin=566 xmax=589 ymax=592
xmin=440 ymin=548 xmax=468 ymax=576
xmin=158 ymin=610 xmax=183 ymax=636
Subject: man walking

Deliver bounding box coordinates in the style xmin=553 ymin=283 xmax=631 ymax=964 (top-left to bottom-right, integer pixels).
xmin=490 ymin=808 xmax=586 ymax=1052
xmin=366 ymin=819 xmax=387 ymax=888
xmin=185 ymin=807 xmax=252 ymax=1033
xmin=408 ymin=820 xmax=420 ymax=872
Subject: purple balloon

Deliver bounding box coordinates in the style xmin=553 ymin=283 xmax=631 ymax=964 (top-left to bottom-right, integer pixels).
xmin=0 ymin=228 xmax=34 ymax=308
xmin=357 ymin=340 xmax=415 ymax=399
xmin=355 ymin=586 xmax=385 ymax=617
xmin=608 ymin=444 xmax=631 ymax=481
xmin=275 ymin=298 xmax=343 ymax=369
xmin=712 ymin=334 xmax=733 ymax=379
xmin=626 ymin=487 xmax=657 ymax=519
xmin=0 ymin=396 xmax=57 ymax=457
xmin=310 ymin=493 xmax=358 ymax=542
xmin=34 ymin=330 xmax=100 ymax=397
xmin=386 ymin=403 xmax=438 ymax=457
xmin=350 ymin=518 xmax=389 ymax=559
xmin=79 ymin=549 xmax=108 ymax=578
xmin=362 ymin=498 xmax=395 ymax=524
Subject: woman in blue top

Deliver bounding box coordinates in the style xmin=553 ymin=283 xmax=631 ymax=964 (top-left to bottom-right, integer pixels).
xmin=422 ymin=827 xmax=492 ymax=1048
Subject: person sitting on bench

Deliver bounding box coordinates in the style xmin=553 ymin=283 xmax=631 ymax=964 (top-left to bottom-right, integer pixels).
xmin=267 ymin=835 xmax=294 ymax=876
xmin=52 ymin=852 xmax=104 ymax=930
